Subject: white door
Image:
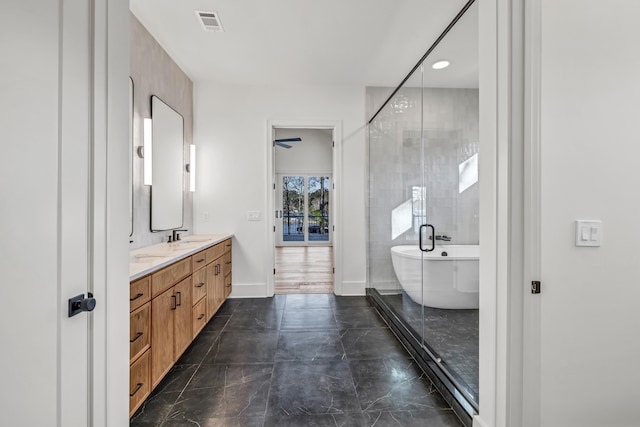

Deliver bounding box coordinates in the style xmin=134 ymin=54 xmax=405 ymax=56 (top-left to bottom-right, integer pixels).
xmin=0 ymin=1 xmax=129 ymax=425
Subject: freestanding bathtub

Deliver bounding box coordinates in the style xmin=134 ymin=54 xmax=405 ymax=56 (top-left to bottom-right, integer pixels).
xmin=390 ymin=245 xmax=479 ymax=309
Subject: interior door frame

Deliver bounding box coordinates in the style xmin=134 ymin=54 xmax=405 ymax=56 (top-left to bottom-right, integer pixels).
xmin=476 ymin=0 xmax=531 ymax=426
xmin=276 ymin=173 xmax=333 ymax=247
xmin=266 ymin=120 xmax=343 ymax=296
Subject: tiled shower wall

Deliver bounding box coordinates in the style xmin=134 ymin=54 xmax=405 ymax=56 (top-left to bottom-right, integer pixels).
xmin=130 ymin=14 xmax=194 ymax=249
xmin=367 ymin=87 xmax=479 ymax=289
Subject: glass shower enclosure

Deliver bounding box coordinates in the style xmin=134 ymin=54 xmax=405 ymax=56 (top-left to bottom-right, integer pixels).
xmin=366 ymin=0 xmax=479 ymax=420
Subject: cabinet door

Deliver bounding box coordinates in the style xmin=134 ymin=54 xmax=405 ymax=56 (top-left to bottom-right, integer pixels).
xmin=151 ymin=287 xmax=175 ymax=387
xmin=206 ymin=262 xmax=217 ymax=321
xmin=173 ymin=277 xmax=192 ymax=360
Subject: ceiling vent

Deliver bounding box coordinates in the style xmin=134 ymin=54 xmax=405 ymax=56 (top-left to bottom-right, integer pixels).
xmin=195 ymin=11 xmax=224 ymax=32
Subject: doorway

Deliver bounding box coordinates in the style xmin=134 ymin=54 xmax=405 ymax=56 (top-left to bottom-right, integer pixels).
xmin=269 ymin=125 xmax=338 ymax=295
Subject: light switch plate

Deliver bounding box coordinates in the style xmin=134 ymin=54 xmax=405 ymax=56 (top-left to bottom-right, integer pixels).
xmin=575 ymin=220 xmax=602 ymax=247
xmin=247 ymin=210 xmax=261 ymax=221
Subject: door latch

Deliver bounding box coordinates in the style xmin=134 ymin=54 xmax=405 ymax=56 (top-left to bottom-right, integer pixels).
xmin=68 ymin=293 xmax=97 ymax=317
xmin=531 ymin=281 xmax=541 ymax=294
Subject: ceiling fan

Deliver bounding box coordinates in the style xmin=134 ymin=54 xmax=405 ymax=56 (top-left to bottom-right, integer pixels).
xmin=274 ymin=137 xmax=302 ymax=149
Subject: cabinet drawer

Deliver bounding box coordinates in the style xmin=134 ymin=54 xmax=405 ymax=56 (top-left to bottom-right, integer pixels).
xmin=130 ymin=276 xmax=150 ymax=312
xmin=192 ymin=298 xmax=207 ymax=339
xmin=151 ymin=257 xmax=191 ymax=297
xmin=129 ymin=350 xmax=150 ymax=417
xmin=224 ymin=272 xmax=232 ymax=298
xmin=192 ymin=268 xmax=207 ymax=304
xmin=205 ymin=242 xmax=225 ymax=265
xmin=130 ymin=302 xmax=150 ymax=362
xmin=191 ymin=251 xmax=207 ymax=272
xmin=223 ymin=239 xmax=232 ymax=253
xmin=223 ymin=252 xmax=232 ymax=275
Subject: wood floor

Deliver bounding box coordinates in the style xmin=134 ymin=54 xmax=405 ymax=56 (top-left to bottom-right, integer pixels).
xmin=274 ymin=246 xmax=333 ymax=294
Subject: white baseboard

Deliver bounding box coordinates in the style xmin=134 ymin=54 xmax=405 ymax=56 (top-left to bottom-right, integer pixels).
xmin=339 ymin=281 xmax=366 ymax=296
xmin=228 ymin=283 xmax=267 ymax=298
xmin=473 ymin=415 xmax=489 ymax=427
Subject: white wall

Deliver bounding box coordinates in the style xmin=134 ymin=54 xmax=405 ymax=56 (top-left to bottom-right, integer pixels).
xmin=537 ymin=0 xmax=640 ymax=425
xmin=193 ymin=83 xmax=367 ymax=295
xmin=275 ymin=128 xmax=333 ymax=174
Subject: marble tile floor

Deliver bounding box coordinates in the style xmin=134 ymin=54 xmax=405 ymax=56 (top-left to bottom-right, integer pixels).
xmin=382 ymin=293 xmax=479 ymax=403
xmin=130 ymin=294 xmax=464 ymax=427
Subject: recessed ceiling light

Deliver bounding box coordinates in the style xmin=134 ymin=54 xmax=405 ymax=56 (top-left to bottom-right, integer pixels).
xmin=432 ymin=60 xmax=450 ymax=70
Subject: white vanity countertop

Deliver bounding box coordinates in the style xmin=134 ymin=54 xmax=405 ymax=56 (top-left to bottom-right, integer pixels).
xmin=130 ymin=233 xmax=233 ymax=281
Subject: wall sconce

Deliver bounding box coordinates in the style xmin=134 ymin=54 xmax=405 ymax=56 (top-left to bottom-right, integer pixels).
xmin=143 ymin=118 xmax=152 ymax=185
xmin=187 ymin=144 xmax=196 ymax=192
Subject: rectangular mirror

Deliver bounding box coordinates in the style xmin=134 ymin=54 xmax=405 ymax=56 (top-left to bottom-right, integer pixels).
xmin=150 ymin=95 xmax=184 ymax=231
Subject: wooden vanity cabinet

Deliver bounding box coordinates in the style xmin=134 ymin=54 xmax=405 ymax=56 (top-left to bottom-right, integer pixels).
xmin=130 ymin=237 xmax=232 ymax=417
xmin=151 ymin=276 xmax=192 ymax=387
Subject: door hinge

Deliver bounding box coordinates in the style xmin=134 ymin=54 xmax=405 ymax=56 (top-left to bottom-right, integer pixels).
xmin=333 ymin=225 xmax=335 ymax=231
xmin=273 ymin=268 xmax=276 ymax=275
xmin=531 ymin=281 xmax=541 ymax=294
xmin=332 ymin=267 xmax=335 ymax=274
xmin=332 ymin=183 xmax=335 ymax=190
xmin=273 ymin=183 xmax=276 ymax=190
xmin=273 ymin=226 xmax=276 ymax=232
xmin=332 ymin=141 xmax=335 ymax=148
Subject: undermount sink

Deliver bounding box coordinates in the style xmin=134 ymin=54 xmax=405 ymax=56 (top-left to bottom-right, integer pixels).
xmin=177 ymin=238 xmax=211 ymax=243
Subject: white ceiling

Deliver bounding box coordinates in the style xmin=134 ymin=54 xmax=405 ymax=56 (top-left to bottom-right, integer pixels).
xmin=130 ymin=0 xmax=477 ymax=88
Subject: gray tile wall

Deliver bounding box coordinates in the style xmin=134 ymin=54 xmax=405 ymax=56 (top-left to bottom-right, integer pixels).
xmin=130 ymin=14 xmax=194 ymax=249
xmin=366 ymin=87 xmax=479 ymax=288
